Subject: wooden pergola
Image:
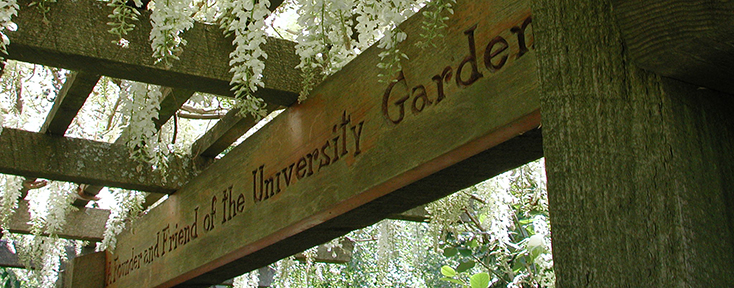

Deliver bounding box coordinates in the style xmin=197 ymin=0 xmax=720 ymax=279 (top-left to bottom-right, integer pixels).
xmin=1 ymin=0 xmax=733 ymax=287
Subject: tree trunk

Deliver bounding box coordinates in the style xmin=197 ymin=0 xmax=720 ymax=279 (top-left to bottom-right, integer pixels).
xmin=531 ymin=0 xmax=734 ymax=286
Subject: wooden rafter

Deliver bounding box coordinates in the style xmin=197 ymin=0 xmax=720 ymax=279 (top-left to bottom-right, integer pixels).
xmin=4 ymin=200 xmax=108 ymax=242
xmin=190 ymin=108 xmax=280 ymax=159
xmin=0 ymin=128 xmax=196 ymax=193
xmin=7 ymin=0 xmax=300 ymax=106
xmin=40 ymin=71 xmax=101 ymax=136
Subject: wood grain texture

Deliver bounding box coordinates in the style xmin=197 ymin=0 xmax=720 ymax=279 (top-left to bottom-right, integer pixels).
xmin=40 ymin=71 xmax=101 ymax=135
xmin=7 ymin=0 xmax=300 ymax=106
xmin=64 ymin=252 xmax=106 ymax=288
xmin=532 ymin=0 xmax=734 ymax=286
xmin=613 ymin=0 xmax=734 ymax=94
xmin=0 ymin=128 xmax=196 ymax=193
xmin=5 ymin=200 xmax=109 ymax=241
xmin=0 ymin=241 xmax=23 ymax=268
xmin=105 ymin=0 xmax=540 ymax=286
xmin=190 ymin=108 xmax=259 ymax=159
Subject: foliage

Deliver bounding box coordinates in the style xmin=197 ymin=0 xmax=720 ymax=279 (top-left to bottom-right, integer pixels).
xmin=434 ymin=160 xmax=554 ymax=288
xmin=218 ymin=0 xmax=271 ymax=118
xmin=255 ymin=161 xmax=552 ymax=288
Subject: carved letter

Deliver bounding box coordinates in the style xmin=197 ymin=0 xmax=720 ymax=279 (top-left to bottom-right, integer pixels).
xmin=350 ymin=121 xmax=365 ymax=156
xmin=340 ymin=111 xmax=350 ymax=157
xmin=296 ymin=157 xmax=308 ymax=179
xmin=456 ymin=25 xmax=483 ymax=87
xmin=432 ymin=66 xmax=452 ymax=104
xmin=319 ymin=141 xmax=331 ymax=170
xmin=484 ymin=36 xmax=509 ymax=72
xmin=511 ymin=16 xmax=533 ymax=59
xmin=382 ymin=71 xmax=409 ymax=124
xmin=411 ymin=85 xmax=431 ymax=114
xmin=282 ymin=164 xmax=295 ymax=186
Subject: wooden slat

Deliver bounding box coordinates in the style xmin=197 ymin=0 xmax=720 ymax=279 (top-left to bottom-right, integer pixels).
xmin=7 ymin=0 xmax=300 ymax=106
xmin=4 ymin=200 xmax=108 ymax=241
xmin=613 ymin=0 xmax=734 ymax=94
xmin=190 ymin=108 xmax=263 ymax=159
xmin=155 ymin=88 xmax=195 ymax=130
xmin=40 ymin=71 xmax=101 ymax=135
xmin=103 ymin=0 xmax=541 ymax=286
xmin=0 ymin=128 xmax=196 ymax=193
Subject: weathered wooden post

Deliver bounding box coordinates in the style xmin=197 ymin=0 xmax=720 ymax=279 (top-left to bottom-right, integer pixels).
xmin=532 ymin=0 xmax=734 ymax=286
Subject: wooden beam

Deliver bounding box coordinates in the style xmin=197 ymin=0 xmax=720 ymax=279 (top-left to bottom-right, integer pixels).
xmin=40 ymin=71 xmax=101 ymax=136
xmin=190 ymin=108 xmax=263 ymax=159
xmin=613 ymin=0 xmax=734 ymax=94
xmin=7 ymin=0 xmax=300 ymax=106
xmin=388 ymin=205 xmax=429 ymax=222
xmin=3 ymin=200 xmax=108 ymax=242
xmin=155 ymin=88 xmax=195 ymax=130
xmin=0 ymin=241 xmax=23 ymax=269
xmin=0 ymin=128 xmax=196 ymax=193
xmin=64 ymin=252 xmax=106 ymax=288
xmin=104 ymin=0 xmax=541 ymax=286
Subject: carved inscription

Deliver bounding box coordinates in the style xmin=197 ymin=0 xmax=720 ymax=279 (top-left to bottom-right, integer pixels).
xmin=106 ymin=111 xmax=366 ymax=285
xmin=252 ymin=111 xmax=365 ymax=203
xmin=105 ymin=11 xmax=534 ymax=286
xmin=383 ymin=16 xmax=533 ymax=124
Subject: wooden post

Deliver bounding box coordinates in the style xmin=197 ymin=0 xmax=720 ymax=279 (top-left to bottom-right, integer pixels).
xmin=532 ymin=0 xmax=734 ymax=286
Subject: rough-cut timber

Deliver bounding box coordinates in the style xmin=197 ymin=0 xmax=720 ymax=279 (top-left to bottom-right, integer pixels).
xmin=64 ymin=252 xmax=106 ymax=288
xmin=7 ymin=0 xmax=300 ymax=106
xmin=4 ymin=200 xmax=108 ymax=241
xmin=155 ymin=88 xmax=196 ymax=130
xmin=190 ymin=108 xmax=266 ymax=158
xmin=532 ymin=0 xmax=734 ymax=286
xmin=0 ymin=128 xmax=196 ymax=193
xmin=613 ymin=0 xmax=734 ymax=94
xmin=0 ymin=241 xmax=23 ymax=268
xmin=104 ymin=0 xmax=541 ymax=286
xmin=40 ymin=71 xmax=101 ymax=135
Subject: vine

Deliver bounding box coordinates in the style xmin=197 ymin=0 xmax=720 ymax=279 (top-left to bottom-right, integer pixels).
xmin=0 ymin=0 xmax=17 ymax=57
xmin=104 ymin=0 xmax=141 ymax=47
xmin=217 ymin=0 xmax=271 ymax=119
xmin=149 ymin=0 xmax=195 ymax=66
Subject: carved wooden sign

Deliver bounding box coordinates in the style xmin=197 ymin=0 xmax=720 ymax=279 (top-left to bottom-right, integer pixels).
xmin=105 ymin=0 xmax=538 ymax=286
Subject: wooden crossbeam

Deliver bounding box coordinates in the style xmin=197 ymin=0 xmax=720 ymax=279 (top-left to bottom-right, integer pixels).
xmin=0 ymin=128 xmax=196 ymax=193
xmin=40 ymin=71 xmax=101 ymax=136
xmin=7 ymin=0 xmax=300 ymax=106
xmin=190 ymin=108 xmax=278 ymax=159
xmin=3 ymin=200 xmax=108 ymax=242
xmin=613 ymin=0 xmax=734 ymax=94
xmin=102 ymin=0 xmax=541 ymax=285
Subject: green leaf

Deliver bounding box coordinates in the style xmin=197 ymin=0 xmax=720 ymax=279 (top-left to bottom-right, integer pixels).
xmin=468 ymin=239 xmax=479 ymax=248
xmin=456 ymin=260 xmax=476 ymax=273
xmin=440 ymin=277 xmax=464 ymax=285
xmin=470 ymin=272 xmax=490 ymax=288
xmin=458 ymin=247 xmax=473 ymax=257
xmin=443 ymin=247 xmax=458 ymax=257
xmin=441 ymin=265 xmax=457 ymax=277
